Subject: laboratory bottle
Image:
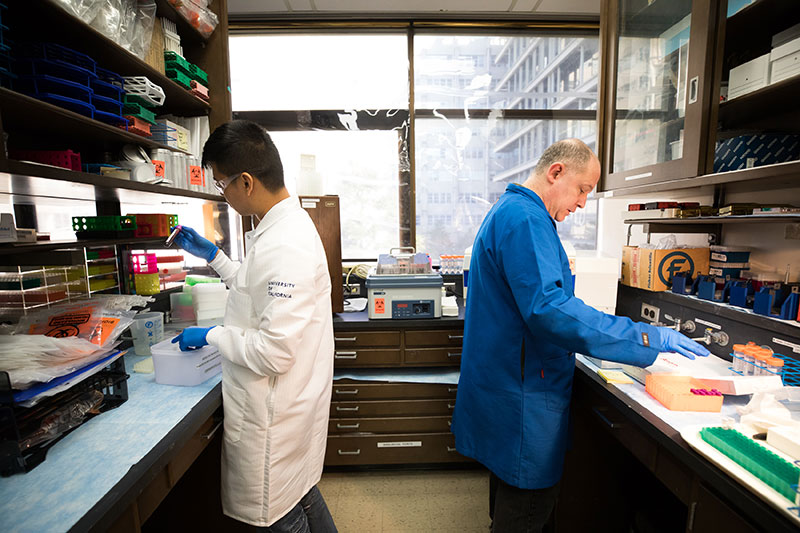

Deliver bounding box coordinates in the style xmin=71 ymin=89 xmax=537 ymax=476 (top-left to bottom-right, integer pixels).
xmin=732 ymin=344 xmax=746 ymax=373
xmin=742 ymin=345 xmax=758 ymax=376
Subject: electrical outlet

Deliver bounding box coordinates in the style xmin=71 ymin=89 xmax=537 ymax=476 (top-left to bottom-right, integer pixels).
xmin=345 ymin=284 xmax=360 ymax=294
xmin=641 ymin=303 xmax=660 ymax=323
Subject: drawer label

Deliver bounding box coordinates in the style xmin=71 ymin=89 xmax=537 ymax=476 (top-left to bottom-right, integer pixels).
xmin=377 ymin=441 xmax=422 ymax=448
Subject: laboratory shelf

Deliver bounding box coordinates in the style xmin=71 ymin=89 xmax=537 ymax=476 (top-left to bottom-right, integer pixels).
xmin=0 ymin=159 xmax=223 ymax=203
xmin=623 ymin=214 xmax=800 ymax=227
xmin=718 ymin=75 xmax=800 ymax=130
xmin=21 ymin=0 xmax=211 ymax=116
xmin=0 ymin=237 xmax=169 ymax=257
xmin=596 ymin=160 xmax=800 ymax=197
xmin=154 ymin=0 xmax=208 ymax=44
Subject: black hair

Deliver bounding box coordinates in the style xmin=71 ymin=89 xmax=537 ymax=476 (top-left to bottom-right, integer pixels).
xmin=202 ymin=120 xmax=285 ymax=192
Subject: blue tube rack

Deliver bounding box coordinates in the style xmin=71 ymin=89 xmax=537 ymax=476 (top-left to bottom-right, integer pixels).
xmin=729 ymin=351 xmax=800 ymax=387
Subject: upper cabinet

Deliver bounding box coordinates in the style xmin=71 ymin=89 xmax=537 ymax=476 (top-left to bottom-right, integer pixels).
xmin=599 ymin=0 xmax=800 ymax=194
xmin=601 ymin=0 xmax=717 ymax=190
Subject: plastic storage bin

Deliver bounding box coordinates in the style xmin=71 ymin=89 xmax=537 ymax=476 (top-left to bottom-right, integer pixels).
xmin=72 ymin=215 xmax=136 ymax=238
xmin=150 ymin=337 xmax=222 ymax=386
xmin=130 ymin=214 xmax=178 ymax=238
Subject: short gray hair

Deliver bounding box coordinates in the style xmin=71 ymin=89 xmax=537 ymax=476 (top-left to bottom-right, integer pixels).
xmin=533 ymin=138 xmax=595 ymax=176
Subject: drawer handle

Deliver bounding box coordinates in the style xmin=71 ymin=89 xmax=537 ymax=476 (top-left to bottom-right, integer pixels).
xmin=447 ymin=446 xmax=457 ymax=452
xmin=448 ymin=334 xmax=463 ymax=340
xmin=335 ymin=352 xmax=358 ymax=359
xmin=591 ymin=406 xmax=624 ymax=430
xmin=337 ymin=423 xmax=360 ymax=429
xmin=335 ymin=389 xmax=359 ymax=395
xmin=447 ymin=387 xmax=458 ymax=393
xmin=338 ymin=449 xmax=361 ymax=456
xmin=447 ymin=352 xmax=461 ymax=358
xmin=336 ymin=406 xmax=360 ymax=412
xmin=447 ymin=403 xmax=456 ymax=409
xmin=201 ymin=420 xmax=223 ymax=441
xmin=447 ymin=420 xmax=451 ymax=427
xmin=335 ymin=336 xmax=358 ymax=342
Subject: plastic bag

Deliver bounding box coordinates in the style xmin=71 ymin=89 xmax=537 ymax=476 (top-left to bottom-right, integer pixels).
xmin=53 ymin=0 xmax=106 ymax=23
xmin=89 ymin=0 xmax=124 ymax=43
xmin=168 ymin=0 xmax=219 ymax=38
xmin=117 ymin=0 xmax=138 ymax=52
xmin=20 ymin=390 xmax=104 ymax=450
xmin=16 ymin=301 xmax=135 ymax=348
xmin=131 ymin=1 xmax=157 ymax=60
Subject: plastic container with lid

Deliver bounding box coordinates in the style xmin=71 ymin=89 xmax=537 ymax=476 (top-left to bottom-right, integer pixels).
xmin=150 ymin=337 xmax=222 ymax=386
xmin=752 ymin=350 xmax=771 ymax=376
xmin=766 ymin=357 xmax=784 ymax=379
xmin=742 ymin=345 xmax=759 ymax=375
xmin=732 ymin=343 xmax=746 ymax=373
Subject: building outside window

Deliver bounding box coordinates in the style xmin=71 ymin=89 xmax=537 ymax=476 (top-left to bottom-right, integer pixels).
xmin=229 ymin=29 xmax=599 ymax=260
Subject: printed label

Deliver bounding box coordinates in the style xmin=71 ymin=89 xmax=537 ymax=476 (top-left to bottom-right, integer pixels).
xmin=377 ymin=441 xmax=422 ymax=448
xmin=695 ymin=318 xmax=721 ymax=330
xmin=711 ymin=252 xmax=727 ymax=262
xmin=374 ymin=297 xmax=385 ymax=314
xmin=189 ymin=165 xmax=203 ymax=185
xmin=709 ymin=268 xmax=723 ymax=276
xmin=301 ymin=201 xmax=317 ymax=209
xmin=657 ymin=251 xmax=695 ymax=287
xmin=152 ymin=160 xmax=166 ymax=177
xmin=773 ymin=337 xmax=800 ymax=354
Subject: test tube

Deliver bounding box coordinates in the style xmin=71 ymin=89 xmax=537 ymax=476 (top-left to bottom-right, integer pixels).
xmin=732 ymin=343 xmax=745 ymax=373
xmin=753 ymin=350 xmax=769 ymax=376
xmin=766 ymin=357 xmax=784 ymax=380
xmin=742 ymin=345 xmax=758 ymax=375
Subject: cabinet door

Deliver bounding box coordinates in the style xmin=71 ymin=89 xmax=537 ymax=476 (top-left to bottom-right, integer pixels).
xmin=333 ymin=330 xmax=401 ymax=347
xmin=328 ymin=416 xmax=452 ymax=435
xmin=325 ymin=433 xmax=468 ymax=466
xmin=333 ymin=348 xmax=402 ymax=367
xmin=404 ymin=329 xmax=464 ymax=347
xmin=332 ymin=382 xmax=457 ymax=400
xmin=601 ymin=0 xmax=716 ymax=190
xmin=330 ymin=399 xmax=456 ymax=418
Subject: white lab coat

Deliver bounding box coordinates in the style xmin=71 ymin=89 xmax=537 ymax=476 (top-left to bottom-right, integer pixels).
xmin=205 ymin=197 xmax=334 ymax=527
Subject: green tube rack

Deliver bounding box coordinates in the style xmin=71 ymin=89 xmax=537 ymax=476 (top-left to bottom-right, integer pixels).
xmin=700 ymin=427 xmax=800 ymax=502
xmin=165 ymin=68 xmax=192 ymax=90
xmin=122 ymin=101 xmax=156 ymax=125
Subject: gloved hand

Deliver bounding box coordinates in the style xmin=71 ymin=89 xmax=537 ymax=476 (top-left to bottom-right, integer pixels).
xmin=172 ymin=326 xmax=216 ymax=351
xmin=657 ymin=327 xmax=711 ymax=360
xmin=171 ymin=225 xmax=218 ymax=262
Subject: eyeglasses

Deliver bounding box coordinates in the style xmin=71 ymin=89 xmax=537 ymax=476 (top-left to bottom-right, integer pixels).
xmin=213 ymin=172 xmax=242 ymax=194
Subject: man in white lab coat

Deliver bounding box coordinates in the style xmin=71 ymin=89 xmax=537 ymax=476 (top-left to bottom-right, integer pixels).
xmin=171 ymin=120 xmax=337 ymax=532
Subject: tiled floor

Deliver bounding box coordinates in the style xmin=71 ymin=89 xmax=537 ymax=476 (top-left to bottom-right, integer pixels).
xmin=318 ymin=468 xmax=491 ymax=533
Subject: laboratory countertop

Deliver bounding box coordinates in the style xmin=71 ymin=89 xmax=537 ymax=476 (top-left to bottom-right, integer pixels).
xmin=574 ymin=355 xmax=799 ymax=533
xmin=1 ymin=352 xmax=222 ymax=533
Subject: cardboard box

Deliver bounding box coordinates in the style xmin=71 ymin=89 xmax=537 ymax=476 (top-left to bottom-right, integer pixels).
xmin=621 ymin=246 xmax=709 ymax=291
xmin=728 ymin=53 xmax=770 ymax=99
xmin=714 ymin=134 xmax=800 ymax=173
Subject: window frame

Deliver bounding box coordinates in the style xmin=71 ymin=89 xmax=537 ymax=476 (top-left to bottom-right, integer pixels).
xmin=229 ymin=23 xmax=600 ymax=260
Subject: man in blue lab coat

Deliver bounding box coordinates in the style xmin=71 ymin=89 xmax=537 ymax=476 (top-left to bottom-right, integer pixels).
xmin=451 ymin=139 xmax=710 ymax=533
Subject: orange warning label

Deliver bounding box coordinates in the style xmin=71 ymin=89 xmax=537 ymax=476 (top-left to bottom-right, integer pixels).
xmin=153 ymin=160 xmax=165 ymax=177
xmin=189 ymin=165 xmax=203 ymax=185
xmin=374 ymin=298 xmax=385 ymax=314
xmin=28 ymin=306 xmax=121 ymax=345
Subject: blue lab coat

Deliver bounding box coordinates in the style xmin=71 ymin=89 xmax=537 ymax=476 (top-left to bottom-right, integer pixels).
xmin=451 ymin=183 xmax=662 ymax=489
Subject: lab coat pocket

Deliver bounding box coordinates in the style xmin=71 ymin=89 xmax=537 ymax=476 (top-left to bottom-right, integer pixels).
xmin=222 ymin=382 xmax=247 ymax=443
xmin=545 ymin=391 xmax=570 ymax=413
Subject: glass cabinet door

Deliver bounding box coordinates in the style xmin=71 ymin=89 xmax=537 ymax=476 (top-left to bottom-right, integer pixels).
xmin=602 ymin=0 xmax=715 ymax=190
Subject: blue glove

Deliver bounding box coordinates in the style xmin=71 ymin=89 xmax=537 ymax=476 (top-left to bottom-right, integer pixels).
xmin=172 ymin=326 xmax=215 ymax=351
xmin=171 ymin=225 xmax=218 ymax=262
xmin=657 ymin=328 xmax=711 ymax=360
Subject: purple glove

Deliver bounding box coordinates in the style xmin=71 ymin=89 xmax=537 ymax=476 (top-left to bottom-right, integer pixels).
xmin=172 ymin=326 xmax=215 ymax=351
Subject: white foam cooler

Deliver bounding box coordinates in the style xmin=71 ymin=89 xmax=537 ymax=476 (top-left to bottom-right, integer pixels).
xmin=150 ymin=337 xmax=222 ymax=386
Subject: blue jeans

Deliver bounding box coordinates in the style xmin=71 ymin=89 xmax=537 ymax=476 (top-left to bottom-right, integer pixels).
xmin=257 ymin=485 xmax=337 ymax=533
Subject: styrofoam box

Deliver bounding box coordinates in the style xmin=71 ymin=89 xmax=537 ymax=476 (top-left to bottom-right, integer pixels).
xmin=728 ymin=53 xmax=770 ymax=99
xmin=767 ymin=425 xmax=800 ymax=461
xmin=150 ymin=337 xmax=222 ymax=386
xmin=770 ymin=36 xmax=800 ymax=85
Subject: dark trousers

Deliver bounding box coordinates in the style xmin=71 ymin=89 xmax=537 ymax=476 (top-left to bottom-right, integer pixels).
xmin=254 ymin=485 xmax=337 ymax=533
xmin=489 ymin=473 xmax=559 ymax=533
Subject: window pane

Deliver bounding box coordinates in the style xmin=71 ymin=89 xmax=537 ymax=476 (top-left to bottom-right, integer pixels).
xmin=415 ymin=118 xmax=598 ymax=259
xmin=230 ymin=35 xmax=409 ymax=111
xmin=414 ymin=35 xmax=599 ymax=110
xmin=270 ymin=130 xmax=400 ymax=258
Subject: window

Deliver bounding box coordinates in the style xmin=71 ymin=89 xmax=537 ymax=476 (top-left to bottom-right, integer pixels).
xmin=230 ymin=29 xmax=599 ymax=259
